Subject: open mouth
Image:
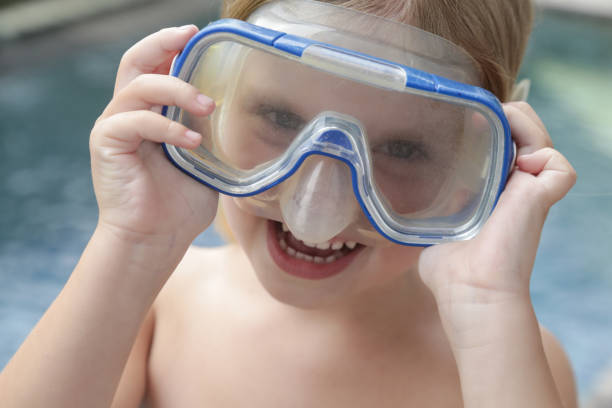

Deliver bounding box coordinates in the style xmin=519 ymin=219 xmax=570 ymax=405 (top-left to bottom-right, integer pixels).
xmin=266 ymin=220 xmax=364 ymax=280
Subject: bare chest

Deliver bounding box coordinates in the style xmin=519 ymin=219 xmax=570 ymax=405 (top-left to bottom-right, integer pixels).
xmin=144 ymin=311 xmax=462 ymax=407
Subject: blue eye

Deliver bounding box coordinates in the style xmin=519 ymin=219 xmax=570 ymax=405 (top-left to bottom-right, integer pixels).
xmin=257 ymin=105 xmax=305 ymax=131
xmin=373 ymin=140 xmax=429 ymax=161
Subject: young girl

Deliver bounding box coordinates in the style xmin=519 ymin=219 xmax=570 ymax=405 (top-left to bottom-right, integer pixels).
xmin=0 ymin=0 xmax=578 ymax=407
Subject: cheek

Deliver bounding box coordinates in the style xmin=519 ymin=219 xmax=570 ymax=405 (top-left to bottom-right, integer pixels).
xmin=222 ymin=196 xmax=264 ymax=253
xmin=380 ymin=245 xmax=423 ymax=273
xmin=356 ymin=244 xmax=424 ymax=291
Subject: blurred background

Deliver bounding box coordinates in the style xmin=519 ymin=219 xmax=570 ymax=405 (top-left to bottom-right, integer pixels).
xmin=0 ymin=0 xmax=610 ymax=405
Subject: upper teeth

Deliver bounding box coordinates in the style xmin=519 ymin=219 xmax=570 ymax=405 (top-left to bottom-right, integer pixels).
xmin=282 ymin=223 xmax=357 ymax=250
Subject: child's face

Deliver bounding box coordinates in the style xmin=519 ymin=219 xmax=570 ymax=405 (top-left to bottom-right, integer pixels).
xmin=215 ymin=49 xmax=444 ymax=308
xmin=174 ymin=4 xmax=507 ymax=306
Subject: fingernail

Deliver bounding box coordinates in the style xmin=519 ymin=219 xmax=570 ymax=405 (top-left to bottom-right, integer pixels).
xmin=185 ymin=130 xmax=201 ymax=143
xmin=196 ymin=94 xmax=214 ymax=109
xmin=178 ymin=24 xmax=196 ymax=31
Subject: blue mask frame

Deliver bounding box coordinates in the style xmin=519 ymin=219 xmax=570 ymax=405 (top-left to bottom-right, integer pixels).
xmin=162 ymin=19 xmax=514 ymax=246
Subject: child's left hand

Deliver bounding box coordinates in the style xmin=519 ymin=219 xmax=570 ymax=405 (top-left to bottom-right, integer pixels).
xmin=417 ymin=102 xmax=576 ymax=407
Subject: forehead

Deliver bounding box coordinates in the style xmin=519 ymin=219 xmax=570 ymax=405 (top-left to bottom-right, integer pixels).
xmin=240 ymin=48 xmax=434 ymax=107
xmin=234 ymin=48 xmax=464 ymax=137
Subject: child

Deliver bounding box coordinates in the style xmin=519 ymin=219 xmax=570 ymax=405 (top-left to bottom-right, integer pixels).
xmin=0 ymin=0 xmax=578 ymax=407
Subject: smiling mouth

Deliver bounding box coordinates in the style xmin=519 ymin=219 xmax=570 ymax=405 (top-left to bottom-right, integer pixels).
xmin=274 ymin=220 xmax=362 ymax=263
xmin=267 ymin=220 xmax=364 ymax=280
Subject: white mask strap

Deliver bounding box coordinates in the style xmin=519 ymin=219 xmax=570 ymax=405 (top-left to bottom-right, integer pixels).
xmin=510 ymin=78 xmax=531 ymax=102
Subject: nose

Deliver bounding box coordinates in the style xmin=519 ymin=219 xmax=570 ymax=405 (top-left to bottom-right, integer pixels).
xmin=280 ymin=155 xmax=360 ymax=243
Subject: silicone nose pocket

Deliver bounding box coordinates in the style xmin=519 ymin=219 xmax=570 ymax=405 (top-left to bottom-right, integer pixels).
xmin=280 ymin=156 xmax=358 ymax=243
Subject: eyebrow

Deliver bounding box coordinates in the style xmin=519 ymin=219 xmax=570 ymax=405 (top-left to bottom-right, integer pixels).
xmin=238 ymin=82 xmax=310 ymax=117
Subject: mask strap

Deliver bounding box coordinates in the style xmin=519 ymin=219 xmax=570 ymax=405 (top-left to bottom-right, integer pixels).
xmin=509 ymin=78 xmax=531 ymax=102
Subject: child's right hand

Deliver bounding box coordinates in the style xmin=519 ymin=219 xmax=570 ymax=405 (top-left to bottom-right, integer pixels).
xmin=90 ymin=26 xmax=218 ymax=249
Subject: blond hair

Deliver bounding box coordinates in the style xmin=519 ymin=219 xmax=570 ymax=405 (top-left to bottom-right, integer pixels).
xmin=222 ymin=0 xmax=533 ymax=101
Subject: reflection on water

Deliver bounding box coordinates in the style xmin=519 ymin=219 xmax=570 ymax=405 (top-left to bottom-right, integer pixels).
xmin=1 ymin=10 xmax=611 ymax=400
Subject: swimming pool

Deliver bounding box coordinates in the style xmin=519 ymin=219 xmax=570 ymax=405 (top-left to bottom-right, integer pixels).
xmin=0 ymin=7 xmax=610 ymax=403
xmin=521 ymin=11 xmax=612 ymax=401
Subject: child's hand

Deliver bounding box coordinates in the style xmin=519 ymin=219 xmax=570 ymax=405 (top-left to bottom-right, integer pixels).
xmin=417 ymin=102 xmax=576 ymax=407
xmin=90 ymin=26 xmax=218 ymax=248
xmin=419 ymin=101 xmax=576 ymax=343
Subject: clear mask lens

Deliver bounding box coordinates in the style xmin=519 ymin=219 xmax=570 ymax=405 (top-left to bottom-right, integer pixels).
xmin=163 ymin=19 xmax=511 ymax=245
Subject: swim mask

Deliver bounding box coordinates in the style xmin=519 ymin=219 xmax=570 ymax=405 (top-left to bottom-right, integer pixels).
xmin=162 ymin=0 xmax=514 ymax=246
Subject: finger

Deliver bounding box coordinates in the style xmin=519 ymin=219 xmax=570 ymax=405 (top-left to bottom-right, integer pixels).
xmin=516 ymin=148 xmax=577 ymax=206
xmin=505 ymin=101 xmax=548 ymax=136
xmin=114 ymin=25 xmax=199 ymax=95
xmin=477 ymin=148 xmax=575 ymax=256
xmin=503 ymin=103 xmax=553 ymax=156
xmin=92 ymin=110 xmax=202 ymax=155
xmin=102 ymin=74 xmax=215 ymax=119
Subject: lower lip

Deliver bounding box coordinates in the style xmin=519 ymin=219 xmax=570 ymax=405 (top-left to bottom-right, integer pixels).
xmin=266 ymin=220 xmax=362 ymax=280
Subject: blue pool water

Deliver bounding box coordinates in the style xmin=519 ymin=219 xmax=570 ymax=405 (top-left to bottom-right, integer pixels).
xmin=522 ymin=12 xmax=612 ymax=398
xmin=1 ymin=9 xmax=611 ymax=402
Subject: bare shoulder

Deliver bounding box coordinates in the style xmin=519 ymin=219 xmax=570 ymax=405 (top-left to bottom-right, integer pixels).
xmin=151 ymin=243 xmax=257 ymax=318
xmin=540 ymin=325 xmax=578 ymax=408
xmin=154 ymin=244 xmax=234 ymax=306
xmin=112 ymin=245 xmax=237 ymax=407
